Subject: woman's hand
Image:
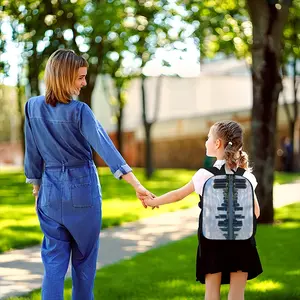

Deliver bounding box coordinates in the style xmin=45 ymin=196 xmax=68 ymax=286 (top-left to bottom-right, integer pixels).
xmin=35 ymin=195 xmax=38 ymax=212
xmin=32 ymin=185 xmax=39 ymax=212
xmin=135 ymin=185 xmax=158 ymax=209
xmin=120 ymin=172 xmax=158 ymax=209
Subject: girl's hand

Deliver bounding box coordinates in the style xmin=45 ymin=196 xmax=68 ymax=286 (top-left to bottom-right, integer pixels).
xmin=135 ymin=185 xmax=158 ymax=209
xmin=135 ymin=185 xmax=152 ymax=208
xmin=144 ymin=196 xmax=158 ymax=207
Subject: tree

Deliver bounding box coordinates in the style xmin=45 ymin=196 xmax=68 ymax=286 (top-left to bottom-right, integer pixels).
xmin=101 ymin=20 xmax=140 ymax=155
xmin=101 ymin=1 xmax=175 ymax=166
xmin=281 ymin=0 xmax=300 ymax=171
xmin=182 ymin=0 xmax=294 ymax=223
xmin=102 ymin=60 xmax=134 ymax=155
xmin=248 ymin=0 xmax=292 ymax=223
xmin=3 ymin=0 xmax=177 ymax=173
xmin=131 ymin=1 xmax=176 ymax=178
xmin=3 ymin=0 xmax=133 ymax=107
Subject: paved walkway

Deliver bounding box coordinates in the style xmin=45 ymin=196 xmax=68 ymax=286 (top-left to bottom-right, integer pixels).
xmin=0 ymin=182 xmax=299 ymax=299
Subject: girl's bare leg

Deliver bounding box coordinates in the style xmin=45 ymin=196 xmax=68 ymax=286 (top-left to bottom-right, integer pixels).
xmin=228 ymin=271 xmax=248 ymax=300
xmin=205 ymin=272 xmax=222 ymax=300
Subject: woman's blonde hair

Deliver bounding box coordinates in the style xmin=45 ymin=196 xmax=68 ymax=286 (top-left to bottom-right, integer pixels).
xmin=45 ymin=49 xmax=88 ymax=106
xmin=212 ymin=120 xmax=251 ymax=170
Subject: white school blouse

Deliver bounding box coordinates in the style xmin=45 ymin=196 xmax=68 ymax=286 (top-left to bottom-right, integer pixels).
xmin=192 ymin=159 xmax=258 ymax=196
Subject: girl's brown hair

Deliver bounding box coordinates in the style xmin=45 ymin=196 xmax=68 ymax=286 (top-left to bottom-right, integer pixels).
xmin=212 ymin=120 xmax=250 ymax=170
xmin=45 ymin=49 xmax=88 ymax=107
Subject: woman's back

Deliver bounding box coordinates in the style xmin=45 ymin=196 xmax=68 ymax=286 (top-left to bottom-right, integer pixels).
xmin=25 ymin=95 xmax=92 ymax=166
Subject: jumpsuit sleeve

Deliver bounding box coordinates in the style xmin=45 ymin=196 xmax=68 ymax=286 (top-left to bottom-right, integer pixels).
xmin=79 ymin=103 xmax=132 ymax=179
xmin=24 ymin=101 xmax=44 ymax=185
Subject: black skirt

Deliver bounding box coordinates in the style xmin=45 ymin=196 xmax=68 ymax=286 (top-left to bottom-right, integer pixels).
xmin=196 ymin=232 xmax=263 ymax=284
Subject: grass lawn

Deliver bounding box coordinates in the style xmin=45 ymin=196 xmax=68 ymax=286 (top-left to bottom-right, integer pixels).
xmin=0 ymin=168 xmax=300 ymax=254
xmin=273 ymin=171 xmax=300 ymax=185
xmin=0 ymin=168 xmax=198 ymax=253
xmin=7 ymin=203 xmax=300 ymax=300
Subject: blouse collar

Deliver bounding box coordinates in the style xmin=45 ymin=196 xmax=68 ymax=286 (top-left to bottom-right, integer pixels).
xmin=213 ymin=159 xmax=226 ymax=169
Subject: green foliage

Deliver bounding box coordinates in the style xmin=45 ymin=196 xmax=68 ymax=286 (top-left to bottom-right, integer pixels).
xmin=182 ymin=0 xmax=299 ymax=67
xmin=8 ymin=203 xmax=300 ymax=299
xmin=283 ymin=1 xmax=300 ymax=59
xmin=1 ymin=0 xmax=178 ymax=102
xmin=183 ymin=0 xmax=251 ymax=62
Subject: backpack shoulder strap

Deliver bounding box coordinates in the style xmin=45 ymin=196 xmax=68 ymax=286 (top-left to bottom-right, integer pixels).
xmin=204 ymin=164 xmax=226 ymax=176
xmin=234 ymin=167 xmax=246 ymax=176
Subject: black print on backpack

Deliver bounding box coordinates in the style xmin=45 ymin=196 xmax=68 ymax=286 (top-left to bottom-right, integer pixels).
xmin=201 ymin=166 xmax=255 ymax=240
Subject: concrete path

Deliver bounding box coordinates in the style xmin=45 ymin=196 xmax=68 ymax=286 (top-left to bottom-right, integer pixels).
xmin=0 ymin=182 xmax=299 ymax=299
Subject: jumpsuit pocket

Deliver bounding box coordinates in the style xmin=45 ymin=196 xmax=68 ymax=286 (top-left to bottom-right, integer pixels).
xmin=71 ymin=183 xmax=93 ymax=208
xmin=40 ymin=184 xmax=51 ymax=207
xmin=40 ymin=182 xmax=61 ymax=209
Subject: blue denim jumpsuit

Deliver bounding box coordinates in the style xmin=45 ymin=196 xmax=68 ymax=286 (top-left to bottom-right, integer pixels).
xmin=24 ymin=96 xmax=132 ymax=300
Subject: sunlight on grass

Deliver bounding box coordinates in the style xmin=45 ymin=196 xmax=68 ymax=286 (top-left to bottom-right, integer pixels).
xmin=275 ymin=203 xmax=300 ymax=222
xmin=0 ymin=167 xmax=197 ymax=253
xmin=158 ymin=279 xmax=188 ymax=289
xmin=6 ymin=203 xmax=300 ymax=300
xmin=274 ymin=171 xmax=300 ymax=185
xmin=275 ymin=222 xmax=300 ymax=229
xmin=248 ymin=280 xmax=283 ymax=292
xmin=285 ymin=269 xmax=300 ymax=276
xmin=1 ymin=168 xmax=299 ymax=254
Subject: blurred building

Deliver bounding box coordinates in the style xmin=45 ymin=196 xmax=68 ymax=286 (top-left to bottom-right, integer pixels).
xmin=0 ymin=85 xmax=23 ymax=166
xmin=92 ymin=58 xmax=300 ymax=169
xmin=1 ymin=58 xmax=299 ymax=170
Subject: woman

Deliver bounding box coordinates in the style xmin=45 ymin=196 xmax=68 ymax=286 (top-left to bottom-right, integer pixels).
xmin=24 ymin=49 xmax=153 ymax=299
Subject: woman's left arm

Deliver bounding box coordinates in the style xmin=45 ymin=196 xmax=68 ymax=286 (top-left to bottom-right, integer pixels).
xmin=79 ymin=103 xmax=132 ymax=180
xmin=79 ymin=104 xmax=153 ymax=207
xmin=24 ymin=101 xmax=44 ymax=186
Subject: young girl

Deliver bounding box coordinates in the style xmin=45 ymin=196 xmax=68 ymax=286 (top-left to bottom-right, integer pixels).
xmin=144 ymin=121 xmax=263 ymax=300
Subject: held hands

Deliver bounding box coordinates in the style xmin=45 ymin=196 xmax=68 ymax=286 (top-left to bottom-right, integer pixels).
xmin=143 ymin=195 xmax=157 ymax=207
xmin=135 ymin=184 xmax=158 ymax=209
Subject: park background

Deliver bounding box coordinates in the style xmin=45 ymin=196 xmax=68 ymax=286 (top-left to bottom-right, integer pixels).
xmin=0 ymin=0 xmax=300 ymax=299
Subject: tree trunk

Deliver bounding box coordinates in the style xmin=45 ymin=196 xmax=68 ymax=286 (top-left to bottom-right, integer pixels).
xmin=79 ymin=40 xmax=104 ymax=107
xmin=291 ymin=57 xmax=299 ymax=170
xmin=27 ymin=53 xmax=41 ymax=96
xmin=295 ymin=118 xmax=300 ymax=170
xmin=79 ymin=73 xmax=95 ymax=107
xmin=141 ymin=75 xmax=154 ymax=179
xmin=17 ymin=84 xmax=25 ymax=166
xmin=116 ymin=86 xmax=124 ymax=155
xmin=248 ymin=0 xmax=291 ymax=224
xmin=144 ymin=122 xmax=153 ymax=179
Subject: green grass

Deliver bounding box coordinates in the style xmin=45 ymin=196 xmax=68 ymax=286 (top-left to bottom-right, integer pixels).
xmin=274 ymin=171 xmax=300 ymax=185
xmin=0 ymin=168 xmax=198 ymax=253
xmin=7 ymin=203 xmax=300 ymax=300
xmin=0 ymin=168 xmax=300 ymax=254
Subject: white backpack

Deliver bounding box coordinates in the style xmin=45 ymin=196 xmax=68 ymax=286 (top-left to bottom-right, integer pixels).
xmin=201 ymin=165 xmax=255 ymax=240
